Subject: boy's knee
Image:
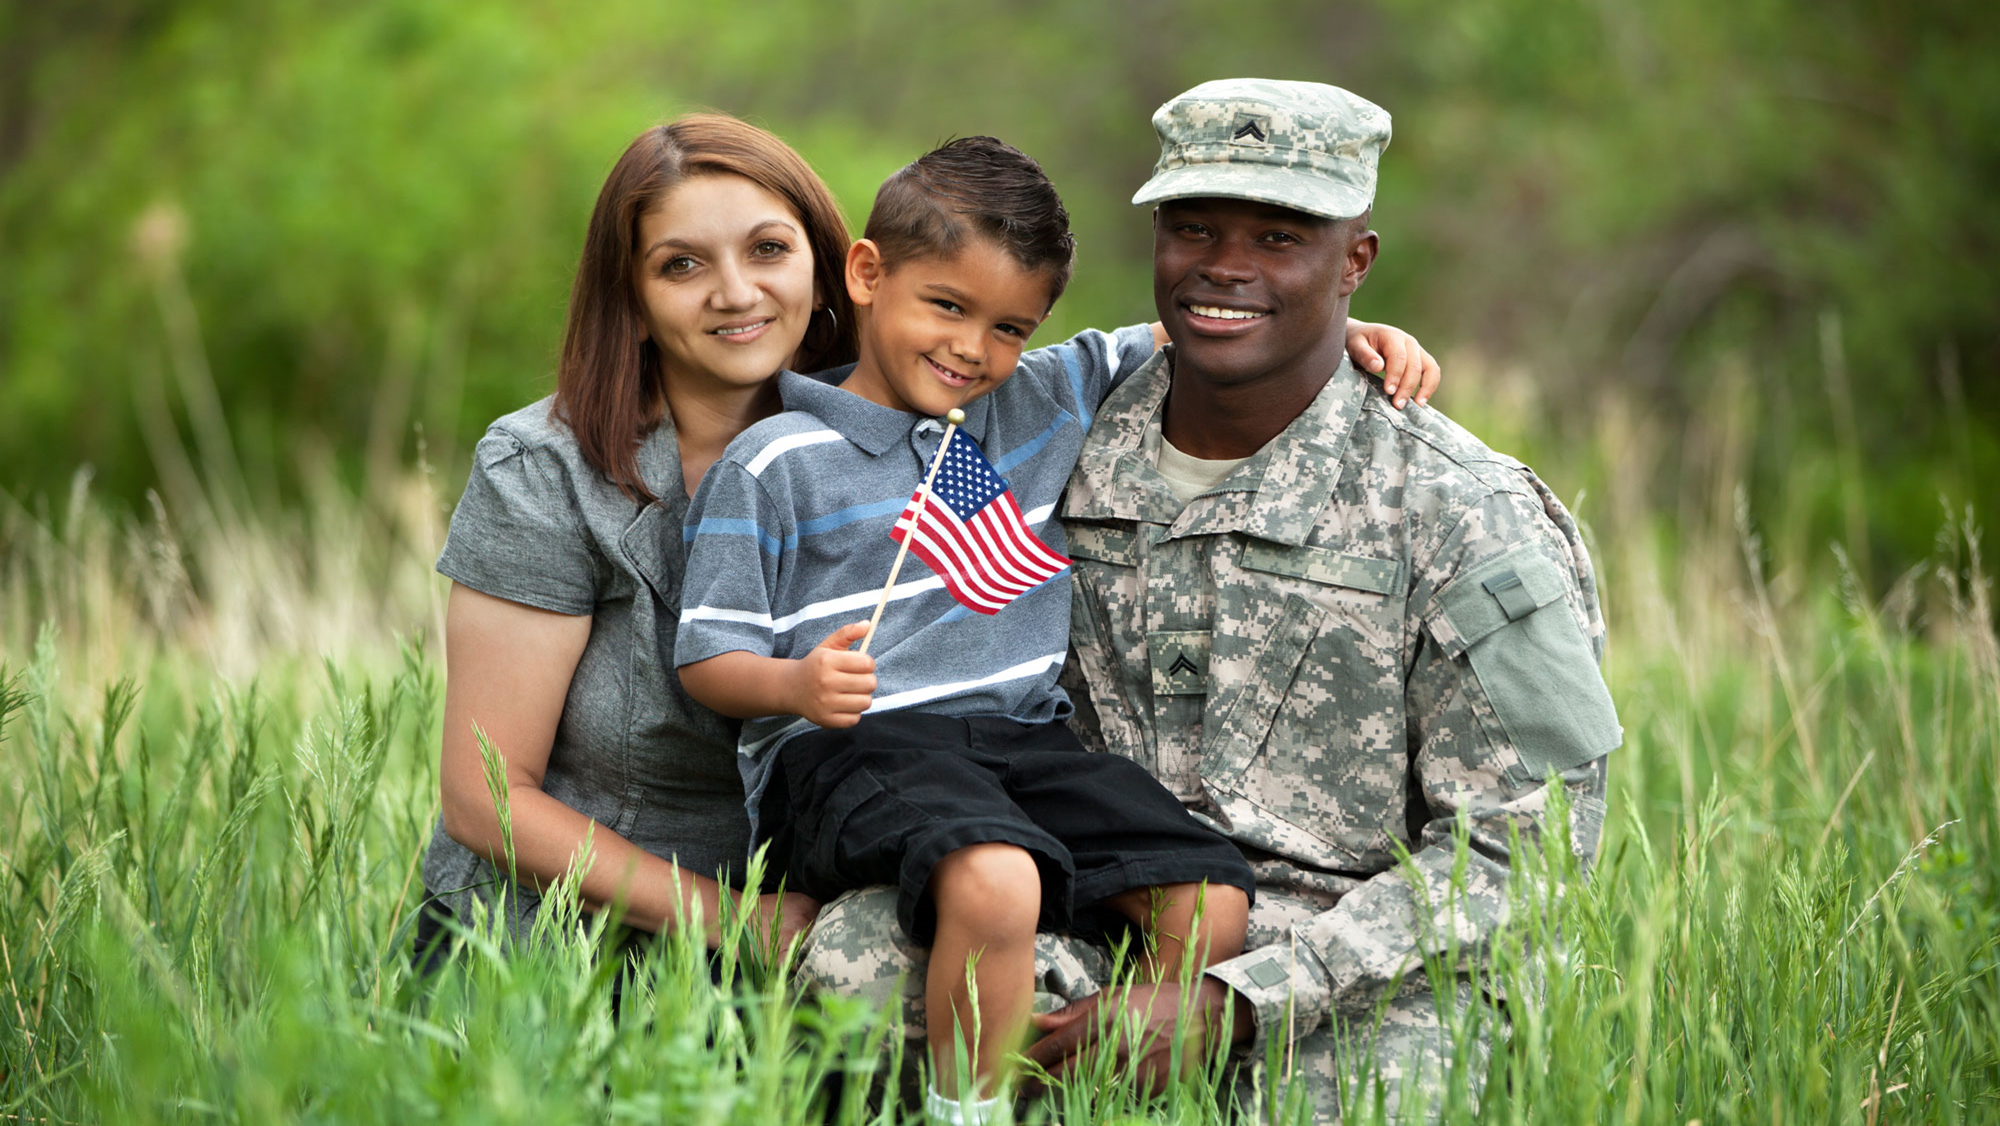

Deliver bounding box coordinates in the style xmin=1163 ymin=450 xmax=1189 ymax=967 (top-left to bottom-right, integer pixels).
xmin=930 ymin=843 xmax=1041 ymax=940
xmin=1200 ymin=882 xmax=1251 ymax=922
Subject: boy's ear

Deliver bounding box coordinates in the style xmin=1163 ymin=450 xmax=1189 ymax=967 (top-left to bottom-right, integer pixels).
xmin=845 ymin=239 xmax=885 ymax=307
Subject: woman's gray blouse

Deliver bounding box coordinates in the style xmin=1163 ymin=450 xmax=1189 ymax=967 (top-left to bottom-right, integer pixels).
xmin=421 ymin=397 xmax=750 ymax=938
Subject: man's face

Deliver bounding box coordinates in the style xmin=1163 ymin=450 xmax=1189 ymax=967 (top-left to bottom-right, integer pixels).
xmin=1152 ymin=198 xmax=1375 ymax=390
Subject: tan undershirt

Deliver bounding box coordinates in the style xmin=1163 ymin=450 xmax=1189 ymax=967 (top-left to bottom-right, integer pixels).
xmin=1155 ymin=431 xmax=1253 ymax=508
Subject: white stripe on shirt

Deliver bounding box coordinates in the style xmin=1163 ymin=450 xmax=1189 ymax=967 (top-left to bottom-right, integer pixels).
xmin=864 ymin=652 xmax=1067 ymax=713
xmin=682 ymin=574 xmax=946 ymax=635
xmin=746 ymin=429 xmax=842 ymax=477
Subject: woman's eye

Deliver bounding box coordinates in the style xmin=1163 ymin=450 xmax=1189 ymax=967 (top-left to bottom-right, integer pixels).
xmin=663 ymin=256 xmax=696 ymax=275
xmin=753 ymin=239 xmax=790 ymax=257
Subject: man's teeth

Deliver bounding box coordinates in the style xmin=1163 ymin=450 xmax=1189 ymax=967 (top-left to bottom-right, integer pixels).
xmin=1189 ymin=305 xmax=1264 ymax=321
xmin=715 ymin=321 xmax=767 ymax=336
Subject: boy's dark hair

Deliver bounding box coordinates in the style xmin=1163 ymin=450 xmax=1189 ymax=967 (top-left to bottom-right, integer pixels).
xmin=863 ymin=137 xmax=1076 ymax=307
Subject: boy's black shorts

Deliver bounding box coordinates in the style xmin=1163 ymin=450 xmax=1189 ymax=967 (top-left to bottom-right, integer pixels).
xmin=759 ymin=711 xmax=1256 ymax=944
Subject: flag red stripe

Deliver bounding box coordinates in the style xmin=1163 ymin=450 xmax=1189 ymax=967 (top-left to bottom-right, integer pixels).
xmin=910 ymin=488 xmax=1048 ymax=597
xmin=951 ymin=497 xmax=1060 ymax=591
xmin=921 ymin=501 xmax=1030 ymax=602
xmin=901 ymin=502 xmax=1018 ymax=609
xmin=909 ymin=524 xmax=1010 ymax=612
xmin=963 ymin=506 xmax=1044 ymax=589
xmin=887 ymin=440 xmax=1070 ymax=616
xmin=986 ymin=493 xmax=1071 ymax=573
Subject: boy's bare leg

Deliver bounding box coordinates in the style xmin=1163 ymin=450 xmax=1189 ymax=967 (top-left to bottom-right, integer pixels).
xmin=1105 ymin=882 xmax=1249 ymax=982
xmin=927 ymin=842 xmax=1042 ymax=1099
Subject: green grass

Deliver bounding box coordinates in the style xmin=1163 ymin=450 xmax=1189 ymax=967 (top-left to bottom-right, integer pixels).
xmin=3 ymin=460 xmax=1997 ymax=1122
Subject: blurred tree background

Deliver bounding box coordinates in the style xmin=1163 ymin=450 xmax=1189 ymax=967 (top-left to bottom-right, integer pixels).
xmin=3 ymin=0 xmax=1996 ymax=584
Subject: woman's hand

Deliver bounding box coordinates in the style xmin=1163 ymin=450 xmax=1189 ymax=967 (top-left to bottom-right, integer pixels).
xmin=1345 ymin=319 xmax=1441 ymax=408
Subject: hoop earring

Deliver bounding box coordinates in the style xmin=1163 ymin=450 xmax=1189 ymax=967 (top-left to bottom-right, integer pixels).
xmin=805 ymin=304 xmax=839 ymax=356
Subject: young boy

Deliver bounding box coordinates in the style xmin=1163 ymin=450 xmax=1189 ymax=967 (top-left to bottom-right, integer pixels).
xmin=675 ymin=138 xmax=1255 ymax=1123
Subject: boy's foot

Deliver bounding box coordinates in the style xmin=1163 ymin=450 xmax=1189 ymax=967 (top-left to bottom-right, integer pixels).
xmin=925 ymin=1086 xmax=1006 ymax=1126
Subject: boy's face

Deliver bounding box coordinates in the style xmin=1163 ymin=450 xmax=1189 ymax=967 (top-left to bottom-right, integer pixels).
xmin=840 ymin=236 xmax=1052 ymax=417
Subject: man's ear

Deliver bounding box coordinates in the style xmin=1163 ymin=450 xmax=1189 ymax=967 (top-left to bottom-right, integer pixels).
xmin=846 ymin=239 xmax=885 ymax=307
xmin=1341 ymin=229 xmax=1379 ymax=297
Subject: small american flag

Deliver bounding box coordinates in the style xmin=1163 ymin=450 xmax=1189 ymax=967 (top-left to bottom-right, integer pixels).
xmin=892 ymin=428 xmax=1070 ymax=614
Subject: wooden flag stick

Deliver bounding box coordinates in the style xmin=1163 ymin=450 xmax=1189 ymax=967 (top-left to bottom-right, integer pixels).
xmin=858 ymin=408 xmax=964 ymax=655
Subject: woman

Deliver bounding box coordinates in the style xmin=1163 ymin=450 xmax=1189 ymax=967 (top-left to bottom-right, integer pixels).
xmin=421 ymin=115 xmax=848 ymax=955
xmin=418 ymin=113 xmax=1439 ymax=959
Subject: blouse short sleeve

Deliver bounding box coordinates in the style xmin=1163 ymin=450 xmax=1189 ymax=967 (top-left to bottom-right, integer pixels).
xmin=435 ymin=429 xmax=598 ymax=615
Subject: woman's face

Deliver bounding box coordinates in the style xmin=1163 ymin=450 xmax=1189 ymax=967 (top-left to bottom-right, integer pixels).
xmin=635 ymin=173 xmax=818 ymax=394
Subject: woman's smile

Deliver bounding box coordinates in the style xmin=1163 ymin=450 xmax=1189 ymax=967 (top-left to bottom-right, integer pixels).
xmin=712 ymin=317 xmax=777 ymax=343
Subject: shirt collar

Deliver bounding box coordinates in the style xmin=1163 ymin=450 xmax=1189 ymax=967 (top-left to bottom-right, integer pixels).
xmin=1063 ymin=348 xmax=1367 ymax=547
xmin=779 ymin=367 xmax=995 ymax=457
xmin=634 ymin=405 xmax=688 ymax=515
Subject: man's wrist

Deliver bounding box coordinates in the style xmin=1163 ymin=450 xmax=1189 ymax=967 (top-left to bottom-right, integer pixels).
xmin=1199 ymin=975 xmax=1255 ymax=1046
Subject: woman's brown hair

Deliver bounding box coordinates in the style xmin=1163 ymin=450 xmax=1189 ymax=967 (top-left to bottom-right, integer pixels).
xmin=553 ymin=113 xmax=858 ymax=504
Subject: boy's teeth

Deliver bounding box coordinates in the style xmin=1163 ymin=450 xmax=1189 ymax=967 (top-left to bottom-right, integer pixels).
xmin=1190 ymin=305 xmax=1263 ymax=320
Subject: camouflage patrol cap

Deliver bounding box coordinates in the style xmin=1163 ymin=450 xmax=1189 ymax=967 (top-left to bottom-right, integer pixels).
xmin=1131 ymin=78 xmax=1391 ymax=220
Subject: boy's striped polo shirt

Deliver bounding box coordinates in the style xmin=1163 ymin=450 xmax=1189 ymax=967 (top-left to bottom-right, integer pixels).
xmin=674 ymin=325 xmax=1158 ymax=816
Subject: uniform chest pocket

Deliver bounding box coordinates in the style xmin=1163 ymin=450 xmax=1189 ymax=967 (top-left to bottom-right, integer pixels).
xmin=1065 ymin=524 xmax=1142 ymax=567
xmin=1063 ymin=521 xmax=1153 ymax=757
xmin=1203 ymin=543 xmax=1411 ymax=866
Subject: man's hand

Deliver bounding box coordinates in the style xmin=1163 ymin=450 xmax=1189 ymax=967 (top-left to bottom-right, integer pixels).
xmin=747 ymin=889 xmax=821 ymax=964
xmin=1022 ymin=977 xmax=1254 ymax=1095
xmin=785 ymin=622 xmax=876 ymax=728
xmin=1345 ymin=319 xmax=1441 ymax=409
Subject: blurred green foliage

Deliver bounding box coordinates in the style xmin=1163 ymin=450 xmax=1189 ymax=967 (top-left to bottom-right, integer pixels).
xmin=3 ymin=0 xmax=1995 ymax=577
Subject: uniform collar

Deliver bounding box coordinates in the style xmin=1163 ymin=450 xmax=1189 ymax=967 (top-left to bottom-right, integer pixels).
xmin=1063 ymin=347 xmax=1366 ymax=547
xmin=779 ymin=367 xmax=994 ymax=457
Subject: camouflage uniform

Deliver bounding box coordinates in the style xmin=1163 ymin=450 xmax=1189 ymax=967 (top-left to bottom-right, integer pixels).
xmin=802 ymin=352 xmax=1617 ymax=1120
xmin=801 ymin=80 xmax=1619 ymax=1123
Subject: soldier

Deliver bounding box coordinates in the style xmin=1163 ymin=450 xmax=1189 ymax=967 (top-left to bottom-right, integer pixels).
xmin=801 ymin=78 xmax=1620 ymax=1123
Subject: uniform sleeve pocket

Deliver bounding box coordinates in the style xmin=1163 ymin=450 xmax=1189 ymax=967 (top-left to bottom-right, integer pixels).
xmin=1428 ymin=549 xmax=1621 ymax=778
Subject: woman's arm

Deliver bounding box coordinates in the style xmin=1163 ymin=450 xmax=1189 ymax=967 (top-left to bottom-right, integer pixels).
xmin=439 ymin=583 xmax=812 ymax=948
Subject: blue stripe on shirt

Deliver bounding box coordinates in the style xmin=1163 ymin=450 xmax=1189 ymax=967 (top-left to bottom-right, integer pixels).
xmin=797 ymin=495 xmax=908 ymax=537
xmin=992 ymin=409 xmax=1075 ymax=476
xmin=1061 ymin=344 xmax=1092 ymax=431
xmin=685 ymin=517 xmax=791 ymax=556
